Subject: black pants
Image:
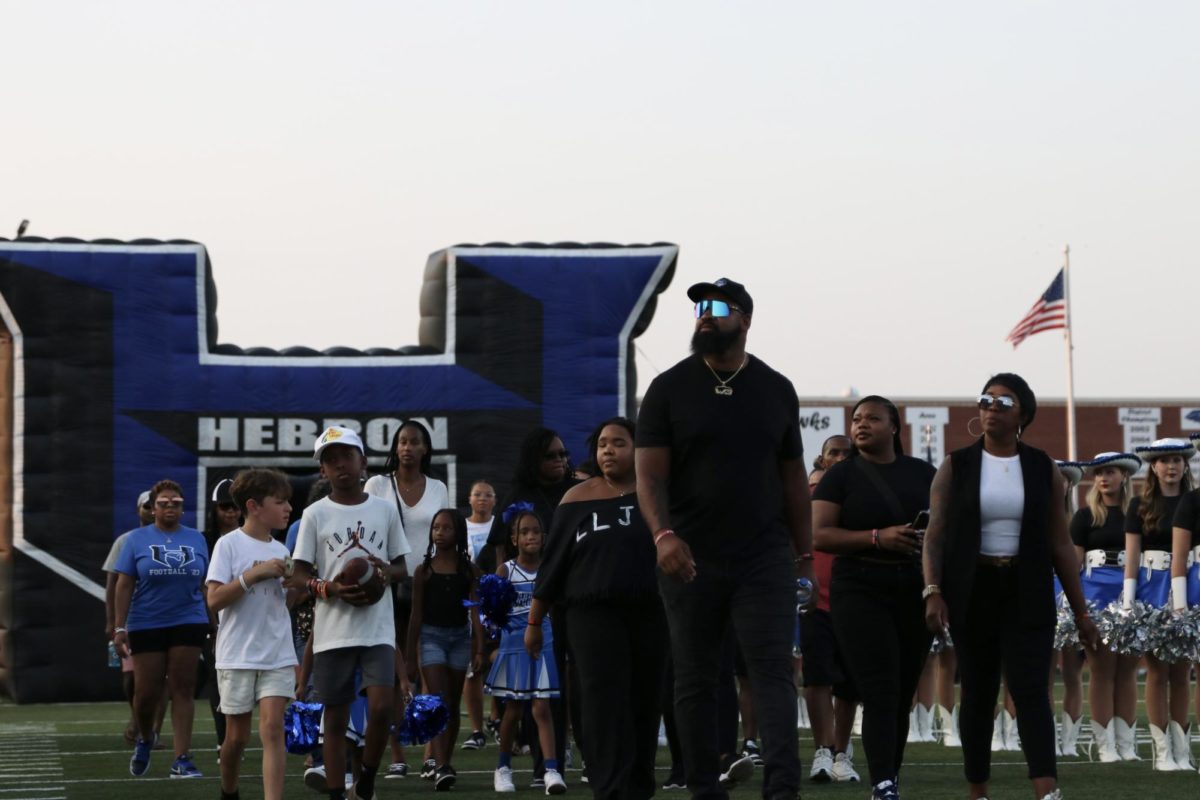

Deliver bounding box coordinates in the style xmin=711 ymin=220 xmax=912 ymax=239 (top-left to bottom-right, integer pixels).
xmin=957 ymin=564 xmax=1056 ymax=783
xmin=568 ymin=600 xmax=667 ymax=800
xmin=829 ymin=558 xmax=930 ymax=786
xmin=658 ymin=544 xmax=800 ymax=800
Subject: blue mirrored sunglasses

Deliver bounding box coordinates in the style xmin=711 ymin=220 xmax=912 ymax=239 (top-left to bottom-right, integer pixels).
xmin=694 ymin=299 xmax=743 ymax=319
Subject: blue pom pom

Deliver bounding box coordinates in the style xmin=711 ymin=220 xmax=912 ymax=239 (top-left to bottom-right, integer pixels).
xmin=394 ymin=694 xmax=450 ymax=745
xmin=464 ymin=573 xmax=520 ymax=634
xmin=284 ymin=701 xmax=324 ymax=755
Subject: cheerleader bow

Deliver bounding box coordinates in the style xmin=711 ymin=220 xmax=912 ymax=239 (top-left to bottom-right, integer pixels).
xmin=501 ymin=501 xmax=535 ymax=525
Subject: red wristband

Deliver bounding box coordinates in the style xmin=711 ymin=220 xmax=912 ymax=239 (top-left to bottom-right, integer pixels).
xmin=654 ymin=529 xmax=676 ymax=546
xmin=872 ymin=529 xmax=880 ymax=548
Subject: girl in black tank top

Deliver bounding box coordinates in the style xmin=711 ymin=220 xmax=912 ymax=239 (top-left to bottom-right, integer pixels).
xmin=405 ymin=509 xmax=484 ymax=787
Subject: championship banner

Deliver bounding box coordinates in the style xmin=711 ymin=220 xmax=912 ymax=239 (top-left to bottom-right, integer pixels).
xmin=0 ymin=239 xmax=677 ymax=702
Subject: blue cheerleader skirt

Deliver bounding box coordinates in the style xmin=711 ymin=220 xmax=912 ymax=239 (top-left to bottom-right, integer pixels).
xmin=1081 ymin=564 xmax=1124 ymax=608
xmin=1189 ymin=560 xmax=1200 ymax=607
xmin=1137 ymin=566 xmax=1171 ymax=608
xmin=484 ymin=620 xmax=559 ymax=699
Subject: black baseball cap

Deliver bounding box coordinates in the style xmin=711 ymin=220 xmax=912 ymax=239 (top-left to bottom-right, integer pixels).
xmin=686 ymin=277 xmax=753 ymax=315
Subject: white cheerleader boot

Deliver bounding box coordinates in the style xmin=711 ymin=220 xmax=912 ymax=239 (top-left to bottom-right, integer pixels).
xmin=991 ymin=711 xmax=1005 ymax=751
xmin=1149 ymin=723 xmax=1179 ymax=771
xmin=796 ymin=696 xmax=811 ymax=729
xmin=919 ymin=704 xmax=936 ymax=742
xmin=852 ymin=705 xmax=863 ymax=736
xmin=906 ymin=707 xmax=922 ymax=742
xmin=1088 ymin=719 xmax=1118 ymax=763
xmin=1168 ymin=721 xmax=1194 ymax=771
xmin=937 ymin=704 xmax=961 ymax=747
xmin=1058 ymin=712 xmax=1081 ymax=758
xmin=1113 ymin=718 xmax=1140 ymax=761
xmin=1003 ymin=709 xmax=1021 ymax=751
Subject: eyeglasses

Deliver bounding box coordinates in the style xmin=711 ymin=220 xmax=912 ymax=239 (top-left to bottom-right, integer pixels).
xmin=543 ymin=449 xmax=570 ymax=461
xmin=155 ymin=499 xmax=184 ymax=509
xmin=693 ymin=299 xmax=744 ymax=319
xmin=978 ymin=394 xmax=1017 ymax=412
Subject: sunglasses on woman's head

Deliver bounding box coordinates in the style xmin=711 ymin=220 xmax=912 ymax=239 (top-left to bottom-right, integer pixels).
xmin=693 ymin=299 xmax=743 ymax=319
xmin=978 ymin=394 xmax=1017 ymax=411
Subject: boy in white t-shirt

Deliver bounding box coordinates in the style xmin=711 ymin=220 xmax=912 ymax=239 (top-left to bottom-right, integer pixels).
xmin=205 ymin=468 xmax=299 ymax=800
xmin=289 ymin=427 xmax=411 ymax=800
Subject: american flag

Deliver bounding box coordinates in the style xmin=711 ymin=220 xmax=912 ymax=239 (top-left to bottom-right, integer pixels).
xmin=1005 ymin=269 xmax=1066 ymax=348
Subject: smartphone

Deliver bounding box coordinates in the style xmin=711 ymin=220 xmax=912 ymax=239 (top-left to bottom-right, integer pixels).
xmin=912 ymin=510 xmax=930 ymax=531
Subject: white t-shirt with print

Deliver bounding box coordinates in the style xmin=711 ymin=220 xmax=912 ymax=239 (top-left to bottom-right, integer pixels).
xmin=466 ymin=518 xmax=493 ymax=561
xmin=363 ymin=474 xmax=449 ymax=574
xmin=206 ymin=529 xmax=299 ymax=671
xmin=293 ymin=494 xmax=409 ymax=653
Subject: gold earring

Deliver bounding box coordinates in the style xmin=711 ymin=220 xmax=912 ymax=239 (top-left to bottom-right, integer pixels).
xmin=967 ymin=418 xmax=984 ymax=437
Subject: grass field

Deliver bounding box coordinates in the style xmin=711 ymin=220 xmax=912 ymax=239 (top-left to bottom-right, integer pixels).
xmin=1 ymin=700 xmax=1197 ymax=800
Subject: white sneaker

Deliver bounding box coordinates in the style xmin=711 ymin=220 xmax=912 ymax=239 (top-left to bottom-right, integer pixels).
xmin=809 ymin=746 xmax=833 ymax=782
xmin=830 ymin=751 xmax=860 ymax=783
xmin=494 ymin=766 xmax=516 ymax=793
xmin=544 ymin=768 xmax=567 ymax=795
xmin=718 ymin=754 xmax=755 ymax=789
xmin=1039 ymin=791 xmax=1062 ymax=800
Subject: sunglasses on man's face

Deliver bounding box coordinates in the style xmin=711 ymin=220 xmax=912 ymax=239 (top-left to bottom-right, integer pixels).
xmin=693 ymin=299 xmax=743 ymax=319
xmin=977 ymin=394 xmax=1017 ymax=412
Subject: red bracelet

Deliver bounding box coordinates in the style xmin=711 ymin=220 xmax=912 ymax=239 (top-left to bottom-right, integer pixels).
xmin=654 ymin=529 xmax=676 ymax=546
xmin=871 ymin=529 xmax=880 ymax=548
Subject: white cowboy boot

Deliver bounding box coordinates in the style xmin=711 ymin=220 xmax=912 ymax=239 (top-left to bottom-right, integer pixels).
xmin=1039 ymin=790 xmax=1063 ymax=800
xmin=906 ymin=707 xmax=922 ymax=742
xmin=1168 ymin=721 xmax=1193 ymax=771
xmin=1088 ymin=719 xmax=1118 ymax=763
xmin=852 ymin=705 xmax=862 ymax=736
xmin=796 ymin=696 xmax=811 ymax=729
xmin=1113 ymin=718 xmax=1140 ymax=761
xmin=937 ymin=704 xmax=961 ymax=747
xmin=1149 ymin=723 xmax=1179 ymax=771
xmin=1003 ymin=709 xmax=1021 ymax=751
xmin=1058 ymin=712 xmax=1082 ymax=758
xmin=991 ymin=711 xmax=1006 ymax=751
xmin=919 ymin=704 xmax=936 ymax=741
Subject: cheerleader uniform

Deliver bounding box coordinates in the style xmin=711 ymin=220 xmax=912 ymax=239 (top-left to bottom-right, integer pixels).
xmin=1070 ymin=504 xmax=1127 ymax=608
xmin=1171 ymin=489 xmax=1200 ymax=607
xmin=484 ymin=561 xmax=559 ymax=699
xmin=1126 ymin=495 xmax=1183 ymax=607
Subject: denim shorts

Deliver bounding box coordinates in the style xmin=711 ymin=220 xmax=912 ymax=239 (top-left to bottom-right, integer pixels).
xmin=420 ymin=623 xmax=472 ymax=671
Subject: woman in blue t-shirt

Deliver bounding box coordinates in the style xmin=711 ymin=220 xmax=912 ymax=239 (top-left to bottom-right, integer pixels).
xmin=112 ymin=479 xmax=211 ymax=780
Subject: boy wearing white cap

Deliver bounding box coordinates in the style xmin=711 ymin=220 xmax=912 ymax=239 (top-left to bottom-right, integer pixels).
xmin=289 ymin=427 xmax=411 ymax=800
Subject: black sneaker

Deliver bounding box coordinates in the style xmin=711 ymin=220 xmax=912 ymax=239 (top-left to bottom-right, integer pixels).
xmin=742 ymin=738 xmax=764 ymax=767
xmin=420 ymin=758 xmax=438 ymax=780
xmin=461 ymin=731 xmax=487 ymax=750
xmin=718 ymin=753 xmax=755 ymax=789
xmin=662 ymin=769 xmax=686 ymax=790
xmin=530 ymin=775 xmax=546 ymax=789
xmin=434 ymin=765 xmax=457 ymax=791
xmin=385 ymin=761 xmax=409 ymax=779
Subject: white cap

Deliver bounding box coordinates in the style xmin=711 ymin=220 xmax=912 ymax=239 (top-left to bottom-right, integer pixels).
xmin=137 ymin=490 xmax=151 ymax=509
xmin=314 ymin=426 xmax=365 ymax=459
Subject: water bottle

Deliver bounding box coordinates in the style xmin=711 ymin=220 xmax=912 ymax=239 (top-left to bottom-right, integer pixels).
xmin=795 ymin=577 xmax=814 ymax=614
xmin=107 ymin=641 xmax=121 ymax=668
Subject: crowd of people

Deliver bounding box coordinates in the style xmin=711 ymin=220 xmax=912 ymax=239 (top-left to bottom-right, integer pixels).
xmin=101 ymin=277 xmax=1200 ymax=800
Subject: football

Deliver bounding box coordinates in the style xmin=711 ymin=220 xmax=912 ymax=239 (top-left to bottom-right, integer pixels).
xmin=336 ymin=557 xmax=386 ymax=604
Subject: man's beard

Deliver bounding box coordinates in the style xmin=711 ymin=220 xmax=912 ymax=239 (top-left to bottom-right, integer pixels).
xmin=690 ymin=326 xmax=740 ymax=356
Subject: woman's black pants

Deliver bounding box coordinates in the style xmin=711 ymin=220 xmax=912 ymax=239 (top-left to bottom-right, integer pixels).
xmin=830 ymin=558 xmax=931 ymax=786
xmin=957 ymin=563 xmax=1056 ymax=783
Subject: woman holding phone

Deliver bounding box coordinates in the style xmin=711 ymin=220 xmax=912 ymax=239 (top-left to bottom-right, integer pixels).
xmin=813 ymin=395 xmax=935 ymax=800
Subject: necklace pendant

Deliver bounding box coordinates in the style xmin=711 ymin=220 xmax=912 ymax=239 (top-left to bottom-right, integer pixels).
xmin=714 ymin=385 xmax=733 ymax=396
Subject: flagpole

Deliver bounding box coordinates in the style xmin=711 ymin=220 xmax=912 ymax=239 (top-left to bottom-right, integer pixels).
xmin=1063 ymin=244 xmax=1077 ymax=462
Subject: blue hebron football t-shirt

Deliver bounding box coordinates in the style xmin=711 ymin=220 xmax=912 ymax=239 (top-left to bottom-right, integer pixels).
xmin=115 ymin=524 xmax=210 ymax=631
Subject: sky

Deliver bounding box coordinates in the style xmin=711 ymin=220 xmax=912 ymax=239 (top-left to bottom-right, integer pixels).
xmin=3 ymin=1 xmax=1197 ymax=400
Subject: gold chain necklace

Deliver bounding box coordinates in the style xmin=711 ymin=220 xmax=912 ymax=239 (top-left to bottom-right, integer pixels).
xmin=703 ymin=355 xmax=749 ymax=396
xmin=603 ymin=476 xmax=636 ymax=496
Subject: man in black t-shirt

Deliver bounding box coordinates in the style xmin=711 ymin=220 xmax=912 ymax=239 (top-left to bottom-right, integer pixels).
xmin=637 ymin=277 xmax=812 ymax=800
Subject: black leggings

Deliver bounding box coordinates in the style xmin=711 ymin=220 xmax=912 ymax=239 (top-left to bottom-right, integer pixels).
xmin=957 ymin=564 xmax=1056 ymax=784
xmin=829 ymin=558 xmax=930 ymax=785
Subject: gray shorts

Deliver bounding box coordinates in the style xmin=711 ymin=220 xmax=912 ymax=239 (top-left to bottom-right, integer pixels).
xmin=312 ymin=644 xmax=395 ymax=706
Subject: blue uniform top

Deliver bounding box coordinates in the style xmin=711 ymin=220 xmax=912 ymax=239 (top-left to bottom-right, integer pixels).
xmin=115 ymin=524 xmax=210 ymax=632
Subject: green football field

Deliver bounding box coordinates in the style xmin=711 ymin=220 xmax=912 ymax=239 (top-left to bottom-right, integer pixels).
xmin=0 ymin=699 xmax=1197 ymax=800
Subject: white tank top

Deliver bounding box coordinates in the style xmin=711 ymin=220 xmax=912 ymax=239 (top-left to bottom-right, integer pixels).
xmin=979 ymin=452 xmax=1024 ymax=557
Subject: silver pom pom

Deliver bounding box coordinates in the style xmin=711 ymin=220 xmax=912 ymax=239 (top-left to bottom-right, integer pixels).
xmin=1148 ymin=606 xmax=1200 ymax=664
xmin=1095 ymin=600 xmax=1157 ymax=656
xmin=930 ymin=630 xmax=954 ymax=654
